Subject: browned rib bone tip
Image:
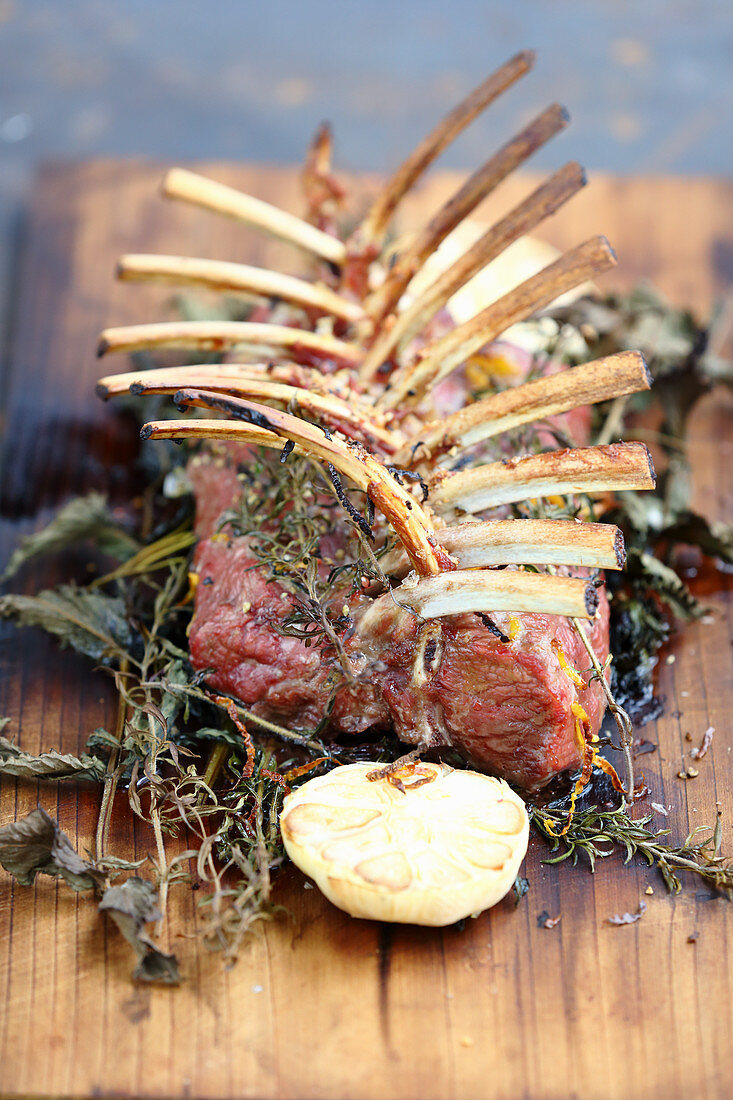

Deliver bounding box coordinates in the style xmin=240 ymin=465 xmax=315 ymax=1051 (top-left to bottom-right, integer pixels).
xmin=115 ymin=254 xmax=363 ymax=322
xmin=614 ymin=527 xmax=627 ymax=569
xmin=149 ymin=389 xmax=448 ymax=576
xmin=95 ymin=321 xmax=360 ymax=364
xmin=160 ymin=168 xmax=347 ymax=265
xmin=585 ymin=584 xmax=600 ymax=617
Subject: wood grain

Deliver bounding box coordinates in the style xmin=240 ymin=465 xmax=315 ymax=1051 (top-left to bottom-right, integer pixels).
xmin=0 ymin=162 xmax=732 ymax=1100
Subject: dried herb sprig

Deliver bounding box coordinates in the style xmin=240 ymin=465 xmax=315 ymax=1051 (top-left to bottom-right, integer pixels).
xmin=531 ymin=803 xmax=732 ymax=897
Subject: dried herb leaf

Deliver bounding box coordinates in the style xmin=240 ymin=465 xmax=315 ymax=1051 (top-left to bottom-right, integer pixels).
xmin=0 ymin=735 xmax=107 ymax=782
xmin=99 ymin=877 xmax=180 ymax=984
xmin=1 ymin=493 xmax=139 ymax=582
xmin=607 ymin=900 xmax=647 ymax=925
xmin=0 ymin=585 xmax=133 ymax=664
xmin=0 ymin=807 xmax=102 ymax=890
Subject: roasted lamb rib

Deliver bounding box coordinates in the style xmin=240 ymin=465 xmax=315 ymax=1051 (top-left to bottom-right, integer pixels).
xmin=96 ymin=51 xmax=655 ymax=788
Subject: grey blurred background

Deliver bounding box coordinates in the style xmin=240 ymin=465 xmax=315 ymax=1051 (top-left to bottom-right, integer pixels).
xmin=0 ymin=0 xmax=731 ymax=247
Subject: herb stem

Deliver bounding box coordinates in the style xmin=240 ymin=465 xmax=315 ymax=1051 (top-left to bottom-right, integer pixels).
xmin=202 ymin=741 xmax=230 ymax=793
xmin=596 ymin=394 xmax=629 ymax=446
xmin=95 ymin=658 xmax=129 ymax=861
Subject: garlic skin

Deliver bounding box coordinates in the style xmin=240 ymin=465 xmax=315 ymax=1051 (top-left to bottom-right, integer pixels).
xmin=280 ymin=762 xmax=529 ymax=926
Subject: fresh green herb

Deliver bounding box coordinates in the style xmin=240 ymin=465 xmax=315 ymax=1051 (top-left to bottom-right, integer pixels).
xmin=220 ymin=449 xmax=382 ymax=678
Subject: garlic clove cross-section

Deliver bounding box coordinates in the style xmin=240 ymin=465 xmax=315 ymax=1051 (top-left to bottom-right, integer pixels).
xmin=280 ymin=761 xmax=529 ymax=926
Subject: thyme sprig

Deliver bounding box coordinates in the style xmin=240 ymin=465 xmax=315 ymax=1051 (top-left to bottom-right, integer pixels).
xmin=219 ymin=449 xmax=384 ymax=677
xmin=531 ymin=804 xmax=732 ymax=896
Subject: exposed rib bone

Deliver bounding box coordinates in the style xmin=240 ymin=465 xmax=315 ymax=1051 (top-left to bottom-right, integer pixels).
xmin=162 ymin=167 xmax=346 ymax=266
xmin=399 ymin=351 xmax=650 ymax=460
xmin=386 ymin=236 xmax=616 ymax=407
xmin=96 ymin=362 xmax=336 ymax=398
xmin=301 ymin=121 xmax=346 ymax=226
xmin=116 ymin=254 xmax=363 ymax=323
xmin=430 ymin=442 xmax=656 ymax=514
xmin=98 ymin=365 xmax=396 ymax=450
xmin=364 ymin=162 xmax=586 ymax=387
xmin=390 ymin=568 xmax=598 ymax=620
xmin=357 ymin=51 xmax=535 ymax=248
xmin=165 ymin=389 xmax=453 ymax=576
xmin=96 ymin=321 xmax=360 ymax=368
xmin=380 ymin=518 xmax=625 ymax=577
xmin=364 ymin=103 xmax=569 ymax=329
xmin=141 ymin=417 xmax=288 ymax=452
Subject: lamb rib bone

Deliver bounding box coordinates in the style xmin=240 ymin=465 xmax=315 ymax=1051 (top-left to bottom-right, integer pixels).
xmin=140 ymin=414 xmax=621 ymax=618
xmin=162 ymin=167 xmax=347 ymax=266
xmin=162 ymin=388 xmax=453 ymax=577
xmin=363 ymin=102 xmax=569 ymax=329
xmin=400 ymin=350 xmax=650 ymax=461
xmin=96 ymin=362 xmax=343 ymax=399
xmin=356 ymin=51 xmax=535 ymax=249
xmin=141 ymin=417 xmax=290 ymax=453
xmin=373 ymin=568 xmax=598 ymax=621
xmin=429 ymin=441 xmax=656 ymax=514
xmin=384 ymin=236 xmax=616 ymax=408
xmin=363 ymin=161 xmax=586 ymax=386
xmin=379 ymin=517 xmax=625 ymax=577
xmin=96 ymin=321 xmax=360 ymax=368
xmin=116 ymin=254 xmax=363 ymax=323
xmin=96 ymin=365 xmax=398 ymax=450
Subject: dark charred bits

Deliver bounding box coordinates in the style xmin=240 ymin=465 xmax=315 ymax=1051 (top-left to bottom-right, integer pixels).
xmin=174 ymin=389 xmax=276 ymax=433
xmin=326 ymin=464 xmax=373 ymax=541
xmin=387 ymin=466 xmax=430 ymax=502
xmin=477 ymin=613 xmax=510 ymax=644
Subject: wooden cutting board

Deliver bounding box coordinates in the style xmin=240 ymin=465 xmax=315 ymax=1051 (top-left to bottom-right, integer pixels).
xmin=1 ymin=163 xmax=732 ymax=1100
